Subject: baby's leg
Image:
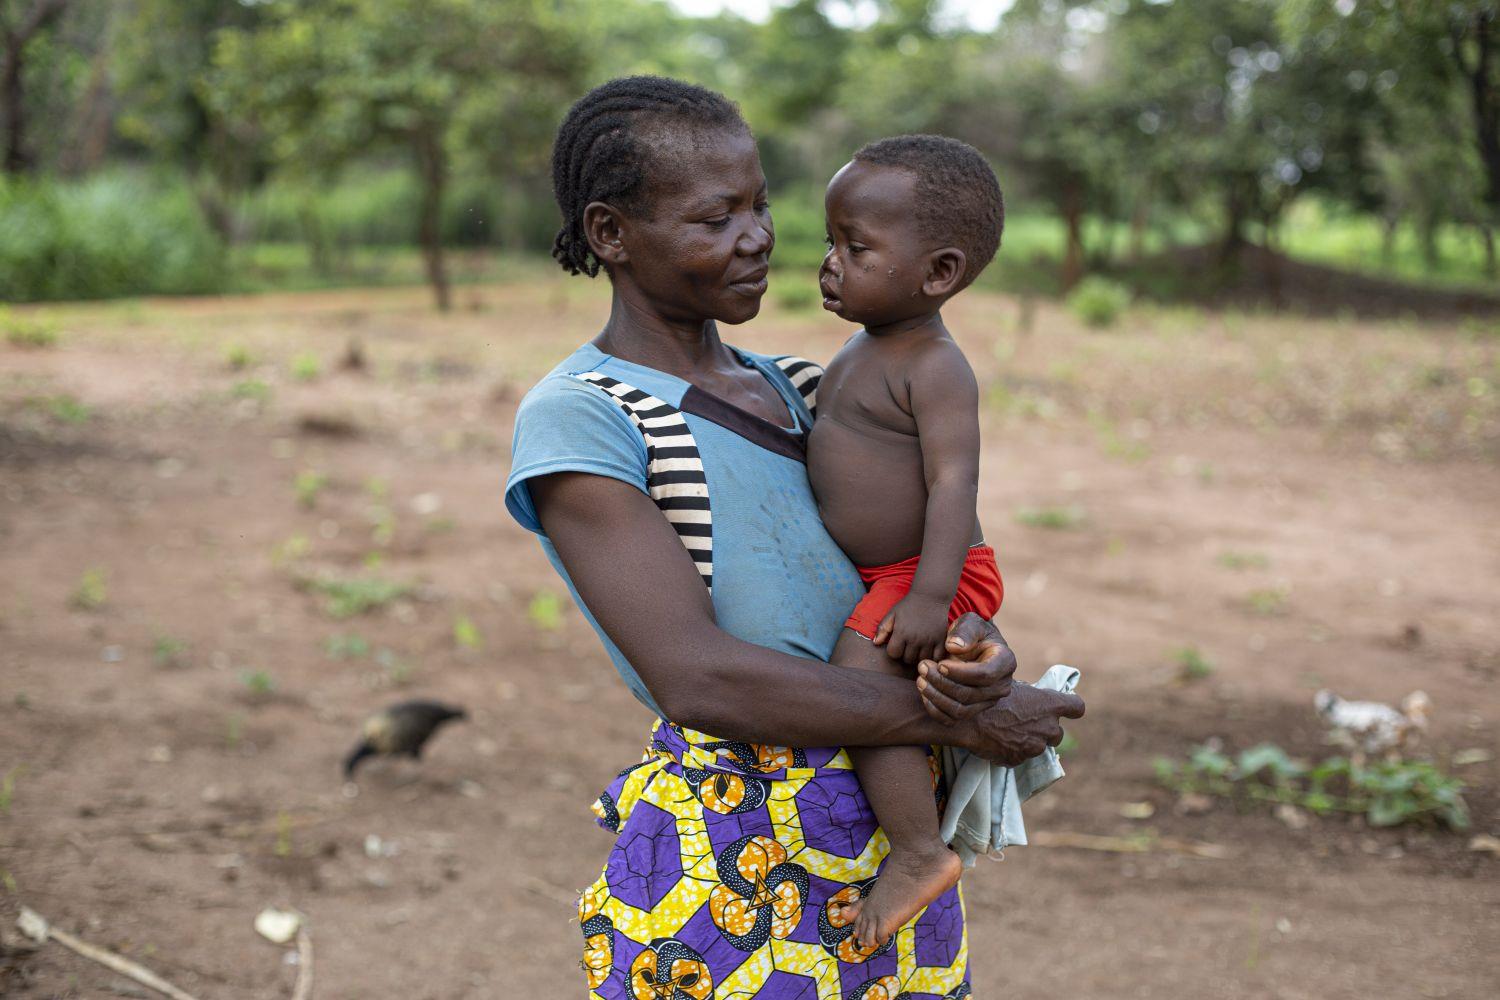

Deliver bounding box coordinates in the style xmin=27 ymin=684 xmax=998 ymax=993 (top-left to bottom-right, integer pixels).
xmin=831 ymin=627 xmax=962 ymax=951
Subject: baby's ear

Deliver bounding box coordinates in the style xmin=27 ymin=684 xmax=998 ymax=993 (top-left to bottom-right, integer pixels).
xmin=922 ymin=247 xmax=967 ymax=299
xmin=584 ymin=201 xmax=630 ymax=268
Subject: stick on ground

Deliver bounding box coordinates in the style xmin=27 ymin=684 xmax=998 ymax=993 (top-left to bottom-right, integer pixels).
xmin=16 ymin=906 xmax=204 ymax=1000
xmin=291 ymin=927 xmax=313 ymax=1000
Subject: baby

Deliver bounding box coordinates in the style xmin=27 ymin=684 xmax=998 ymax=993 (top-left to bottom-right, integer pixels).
xmin=808 ymin=134 xmax=1006 ymax=951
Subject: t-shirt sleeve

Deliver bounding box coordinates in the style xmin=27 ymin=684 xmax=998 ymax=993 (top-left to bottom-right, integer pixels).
xmin=504 ymin=377 xmax=649 ymax=534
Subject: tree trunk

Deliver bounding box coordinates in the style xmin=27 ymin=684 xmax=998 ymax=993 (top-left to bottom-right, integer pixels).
xmin=1060 ymin=181 xmax=1085 ymax=292
xmin=1219 ymin=181 xmax=1249 ymax=264
xmin=1381 ymin=212 xmax=1398 ymax=266
xmin=415 ymin=127 xmax=450 ymax=312
xmin=1462 ymin=9 xmax=1500 ymax=217
xmin=0 ymin=0 xmax=70 ymax=175
xmin=1128 ymin=195 xmax=1149 ymax=263
xmin=1480 ymin=220 xmax=1497 ymax=279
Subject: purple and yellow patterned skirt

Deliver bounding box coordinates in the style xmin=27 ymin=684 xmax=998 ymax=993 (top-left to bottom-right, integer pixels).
xmin=577 ymin=720 xmax=971 ymax=999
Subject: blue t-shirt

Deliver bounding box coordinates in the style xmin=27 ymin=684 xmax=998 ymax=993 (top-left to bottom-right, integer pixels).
xmin=504 ymin=342 xmax=864 ymax=717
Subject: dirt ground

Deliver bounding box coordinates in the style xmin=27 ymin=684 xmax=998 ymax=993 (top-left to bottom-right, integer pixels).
xmin=2 ymin=272 xmax=1498 ymax=999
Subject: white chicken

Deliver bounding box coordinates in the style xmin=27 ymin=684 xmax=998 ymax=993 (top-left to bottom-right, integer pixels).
xmin=1313 ymin=689 xmax=1431 ymax=762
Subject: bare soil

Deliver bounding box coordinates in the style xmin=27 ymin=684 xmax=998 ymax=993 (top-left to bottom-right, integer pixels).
xmin=2 ymin=276 xmax=1497 ymax=999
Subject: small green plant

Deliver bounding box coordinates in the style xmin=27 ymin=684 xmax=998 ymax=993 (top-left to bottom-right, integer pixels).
xmin=271 ymin=533 xmax=311 ymax=566
xmin=1155 ymin=742 xmax=1469 ymax=830
xmin=70 ymin=568 xmax=107 ymax=610
xmin=375 ymin=646 xmax=414 ymax=686
xmin=1066 ymin=276 xmax=1130 ymax=329
xmin=325 ymin=632 xmax=371 ymax=659
xmin=290 ymin=353 xmax=322 ymax=381
xmin=308 ymin=575 xmax=412 ymax=618
xmin=273 ymin=810 xmax=293 ymax=857
xmin=231 ymin=378 xmax=271 ymax=401
xmin=369 ymin=507 xmax=396 ymax=547
xmin=425 ymin=516 xmax=457 ymax=534
xmin=1015 ymin=505 xmax=1086 ymax=530
xmin=3 ymin=309 xmax=58 ymax=348
xmin=773 ymin=279 xmax=822 ymax=312
xmin=224 ymin=712 xmax=244 ymax=750
xmin=294 ymin=470 xmax=327 ymax=509
xmin=1246 ymin=586 xmax=1290 ymax=616
xmin=453 ymin=614 xmax=482 ymax=650
xmin=240 ymin=669 xmax=276 ymax=696
xmin=1173 ymin=646 xmax=1214 ymax=681
xmin=1216 ymin=550 xmax=1270 ymax=571
xmin=364 ymin=477 xmax=389 ymax=501
xmin=0 ymin=765 xmax=23 ymax=813
xmin=46 ymin=395 xmax=91 ymax=424
xmin=153 ymin=634 xmax=188 ymax=668
xmin=224 ymin=343 xmax=254 ymax=371
xmin=527 ymin=590 xmax=565 ymax=631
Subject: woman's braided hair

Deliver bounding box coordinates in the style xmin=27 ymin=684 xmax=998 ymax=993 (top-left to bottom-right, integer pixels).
xmin=550 ymin=76 xmax=747 ymax=277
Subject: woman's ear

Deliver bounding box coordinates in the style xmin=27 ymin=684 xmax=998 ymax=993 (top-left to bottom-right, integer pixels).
xmin=922 ymin=247 xmax=967 ymax=299
xmin=584 ymin=201 xmax=629 ymax=268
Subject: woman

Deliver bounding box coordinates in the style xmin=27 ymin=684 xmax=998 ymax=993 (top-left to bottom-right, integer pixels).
xmin=505 ymin=77 xmax=1081 ymax=1000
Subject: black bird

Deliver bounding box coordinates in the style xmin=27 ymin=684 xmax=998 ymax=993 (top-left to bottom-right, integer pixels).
xmin=343 ymin=700 xmax=466 ymax=778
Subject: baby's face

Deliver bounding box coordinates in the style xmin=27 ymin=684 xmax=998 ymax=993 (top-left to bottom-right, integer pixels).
xmin=819 ymin=161 xmax=935 ymax=327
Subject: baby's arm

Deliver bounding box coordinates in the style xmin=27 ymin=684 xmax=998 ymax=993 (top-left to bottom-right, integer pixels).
xmin=876 ymin=341 xmax=982 ymax=664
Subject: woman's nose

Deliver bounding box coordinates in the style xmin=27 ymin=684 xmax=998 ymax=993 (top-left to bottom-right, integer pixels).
xmin=738 ymin=217 xmax=773 ymax=256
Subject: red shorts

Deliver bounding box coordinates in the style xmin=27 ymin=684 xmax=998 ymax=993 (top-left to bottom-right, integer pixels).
xmin=845 ymin=545 xmax=1004 ymax=640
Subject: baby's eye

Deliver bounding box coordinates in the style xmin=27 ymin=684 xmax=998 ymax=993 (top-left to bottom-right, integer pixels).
xmin=849 ymin=244 xmax=868 ymax=255
xmin=755 ymin=201 xmax=770 ymax=213
xmin=823 ymin=234 xmax=834 ymax=247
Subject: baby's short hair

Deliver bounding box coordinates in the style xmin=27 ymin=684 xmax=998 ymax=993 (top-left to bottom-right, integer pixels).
xmin=853 ymin=134 xmax=1004 ymax=288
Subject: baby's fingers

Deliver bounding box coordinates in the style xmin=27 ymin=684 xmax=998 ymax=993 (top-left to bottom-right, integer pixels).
xmin=873 ymin=614 xmax=895 ymax=646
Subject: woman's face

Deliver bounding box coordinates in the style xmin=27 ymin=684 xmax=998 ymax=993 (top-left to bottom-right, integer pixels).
xmin=616 ymin=128 xmax=774 ymax=326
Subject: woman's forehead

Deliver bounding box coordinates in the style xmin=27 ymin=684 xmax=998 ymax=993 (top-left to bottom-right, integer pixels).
xmin=648 ymin=128 xmax=765 ymax=204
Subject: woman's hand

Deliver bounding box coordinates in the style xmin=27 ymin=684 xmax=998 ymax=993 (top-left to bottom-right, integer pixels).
xmin=916 ymin=612 xmax=1085 ymax=767
xmin=914 ymin=612 xmax=1016 ymax=722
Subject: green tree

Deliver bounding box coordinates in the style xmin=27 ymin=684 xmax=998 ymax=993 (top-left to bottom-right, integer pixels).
xmin=210 ymin=0 xmax=582 ymax=310
xmin=0 ymin=0 xmax=70 ymax=174
xmin=1280 ymin=0 xmax=1498 ymax=275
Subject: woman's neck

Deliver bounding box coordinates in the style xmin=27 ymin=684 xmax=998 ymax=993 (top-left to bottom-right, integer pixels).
xmin=593 ymin=287 xmax=739 ymax=378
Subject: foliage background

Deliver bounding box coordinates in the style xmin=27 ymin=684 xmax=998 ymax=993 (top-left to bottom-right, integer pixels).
xmin=1 ymin=0 xmax=1497 ymax=306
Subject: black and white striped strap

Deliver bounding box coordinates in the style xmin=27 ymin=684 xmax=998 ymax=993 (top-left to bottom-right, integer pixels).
xmin=573 ymin=372 xmax=714 ymax=593
xmin=772 ymin=356 xmax=823 ymax=418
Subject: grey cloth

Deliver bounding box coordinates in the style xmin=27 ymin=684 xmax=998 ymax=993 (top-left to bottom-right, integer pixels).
xmin=938 ymin=665 xmax=1082 ymax=868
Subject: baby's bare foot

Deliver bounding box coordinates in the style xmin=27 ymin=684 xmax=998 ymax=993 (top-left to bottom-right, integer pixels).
xmin=849 ymin=845 xmax=962 ymax=951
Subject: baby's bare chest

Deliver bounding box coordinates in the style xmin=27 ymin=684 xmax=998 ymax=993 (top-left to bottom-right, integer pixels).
xmin=817 ymin=347 xmax=916 ymax=437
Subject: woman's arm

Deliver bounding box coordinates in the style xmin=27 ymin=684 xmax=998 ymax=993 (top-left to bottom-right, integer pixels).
xmin=531 ymin=470 xmax=966 ymax=750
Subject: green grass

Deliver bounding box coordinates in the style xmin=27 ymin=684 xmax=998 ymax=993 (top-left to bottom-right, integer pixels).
xmin=453 ymin=614 xmax=482 ymax=650
xmin=306 ymin=575 xmax=413 ymax=618
xmin=0 ymin=765 xmax=22 ymax=814
xmin=1216 ymin=550 xmax=1270 ymax=571
xmin=70 ymin=568 xmax=107 ymax=610
xmin=1015 ymin=505 xmax=1087 ymax=530
xmin=224 ymin=344 xmax=254 ymax=371
xmin=1173 ymin=646 xmax=1214 ymax=681
xmin=231 ymin=378 xmax=271 ymax=401
xmin=527 ymin=590 xmax=565 ymax=632
xmin=152 ymin=634 xmax=188 ymax=668
xmin=240 ymin=669 xmax=276 ymax=696
xmin=1246 ymin=586 xmax=1290 ymax=616
xmin=294 ymin=470 xmax=327 ymax=509
xmin=325 ymin=632 xmax=371 ymax=659
xmin=289 ymin=354 xmax=322 ymax=382
xmin=2 ymin=307 xmax=59 ymax=347
xmin=1156 ymin=742 xmax=1470 ymax=830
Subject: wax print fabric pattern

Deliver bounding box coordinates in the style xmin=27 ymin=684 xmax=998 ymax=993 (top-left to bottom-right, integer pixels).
xmin=505 ymin=344 xmax=971 ymax=999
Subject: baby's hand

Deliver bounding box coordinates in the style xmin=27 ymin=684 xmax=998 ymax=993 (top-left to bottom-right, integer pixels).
xmin=874 ymin=593 xmax=950 ymax=665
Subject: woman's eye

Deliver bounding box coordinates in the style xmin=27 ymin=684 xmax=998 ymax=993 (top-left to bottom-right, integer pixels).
xmin=704 ymin=216 xmax=731 ymax=228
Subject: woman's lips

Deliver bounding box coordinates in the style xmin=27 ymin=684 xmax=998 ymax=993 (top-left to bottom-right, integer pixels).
xmin=728 ymin=271 xmax=768 ymax=296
